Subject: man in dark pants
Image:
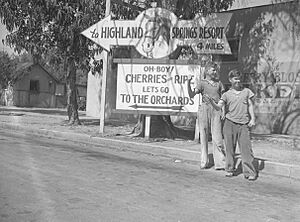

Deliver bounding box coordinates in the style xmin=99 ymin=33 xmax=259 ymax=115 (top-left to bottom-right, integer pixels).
xmin=204 ymin=69 xmax=257 ymax=181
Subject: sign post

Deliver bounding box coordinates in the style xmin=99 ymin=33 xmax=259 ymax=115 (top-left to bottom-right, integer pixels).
xmin=145 ymin=115 xmax=151 ymax=140
xmin=99 ymin=0 xmax=111 ymax=134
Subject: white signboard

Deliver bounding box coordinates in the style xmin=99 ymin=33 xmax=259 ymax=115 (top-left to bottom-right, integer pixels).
xmin=81 ymin=7 xmax=232 ymax=58
xmin=116 ymin=63 xmax=200 ymax=114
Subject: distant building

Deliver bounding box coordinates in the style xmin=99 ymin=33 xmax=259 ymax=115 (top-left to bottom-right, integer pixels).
xmin=219 ymin=0 xmax=300 ymax=135
xmin=3 ymin=62 xmax=87 ymax=109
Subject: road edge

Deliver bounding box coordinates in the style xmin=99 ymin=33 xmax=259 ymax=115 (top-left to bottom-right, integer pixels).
xmin=2 ymin=122 xmax=300 ymax=180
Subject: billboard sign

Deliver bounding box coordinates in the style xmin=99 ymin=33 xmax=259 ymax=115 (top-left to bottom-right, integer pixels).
xmin=81 ymin=7 xmax=232 ymax=58
xmin=116 ymin=63 xmax=200 ymax=114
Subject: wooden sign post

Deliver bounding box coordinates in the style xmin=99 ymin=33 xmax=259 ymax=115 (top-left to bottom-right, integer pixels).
xmin=99 ymin=0 xmax=111 ymax=134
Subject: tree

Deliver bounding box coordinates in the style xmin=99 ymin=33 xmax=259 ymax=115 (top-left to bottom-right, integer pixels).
xmin=0 ymin=0 xmax=107 ymax=124
xmin=0 ymin=51 xmax=17 ymax=89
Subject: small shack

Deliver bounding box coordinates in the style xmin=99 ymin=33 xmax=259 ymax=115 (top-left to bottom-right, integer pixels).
xmin=8 ymin=62 xmax=66 ymax=108
xmin=3 ymin=62 xmax=86 ymax=109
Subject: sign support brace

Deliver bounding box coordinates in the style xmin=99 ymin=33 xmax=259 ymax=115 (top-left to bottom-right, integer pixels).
xmin=145 ymin=115 xmax=151 ymax=140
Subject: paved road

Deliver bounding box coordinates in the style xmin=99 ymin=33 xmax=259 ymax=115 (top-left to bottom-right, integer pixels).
xmin=0 ymin=129 xmax=299 ymax=222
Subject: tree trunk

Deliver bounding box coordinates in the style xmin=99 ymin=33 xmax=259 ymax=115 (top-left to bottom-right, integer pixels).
xmin=151 ymin=115 xmax=177 ymax=139
xmin=131 ymin=115 xmax=177 ymax=139
xmin=66 ymin=57 xmax=80 ymax=125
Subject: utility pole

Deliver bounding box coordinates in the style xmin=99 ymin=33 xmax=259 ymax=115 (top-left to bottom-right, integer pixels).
xmin=99 ymin=0 xmax=111 ymax=134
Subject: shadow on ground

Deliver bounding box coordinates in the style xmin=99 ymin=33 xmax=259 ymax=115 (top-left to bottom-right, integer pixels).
xmin=0 ymin=112 xmax=25 ymax=116
xmin=0 ymin=108 xmax=69 ymax=116
xmin=175 ymin=127 xmax=195 ymax=140
xmin=80 ymin=119 xmax=136 ymax=127
xmin=230 ymin=156 xmax=266 ymax=177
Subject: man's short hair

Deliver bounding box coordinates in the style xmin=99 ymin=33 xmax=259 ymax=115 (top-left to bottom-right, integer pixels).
xmin=228 ymin=69 xmax=242 ymax=79
xmin=205 ymin=61 xmax=218 ymax=71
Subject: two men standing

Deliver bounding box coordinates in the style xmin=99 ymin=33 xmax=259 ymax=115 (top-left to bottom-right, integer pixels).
xmin=188 ymin=60 xmax=257 ymax=181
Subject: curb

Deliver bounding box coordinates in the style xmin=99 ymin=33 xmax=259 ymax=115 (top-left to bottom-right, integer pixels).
xmin=2 ymin=122 xmax=300 ymax=180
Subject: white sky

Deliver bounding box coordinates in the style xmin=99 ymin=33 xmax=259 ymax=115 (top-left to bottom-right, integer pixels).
xmin=0 ymin=22 xmax=14 ymax=55
xmin=227 ymin=0 xmax=295 ymax=10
